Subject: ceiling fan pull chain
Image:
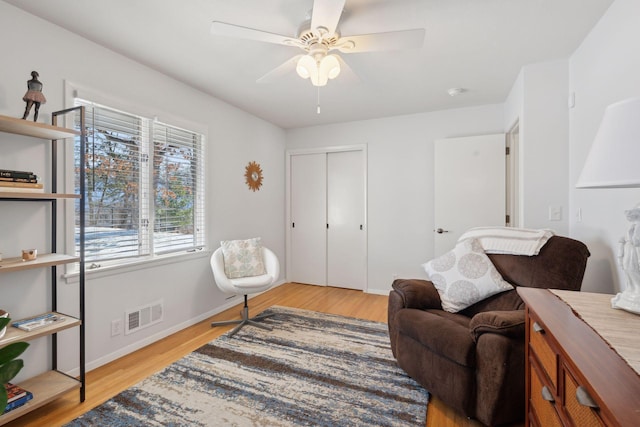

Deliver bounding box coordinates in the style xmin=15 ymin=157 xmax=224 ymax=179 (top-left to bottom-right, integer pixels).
xmin=317 ymin=86 xmax=321 ymax=114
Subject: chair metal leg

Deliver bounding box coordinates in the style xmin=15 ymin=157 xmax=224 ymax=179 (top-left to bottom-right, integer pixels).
xmin=252 ymin=312 xmax=276 ymax=321
xmin=210 ymin=318 xmax=244 ymax=327
xmin=247 ymin=320 xmax=272 ymax=331
xmin=211 ymin=295 xmax=274 ymax=337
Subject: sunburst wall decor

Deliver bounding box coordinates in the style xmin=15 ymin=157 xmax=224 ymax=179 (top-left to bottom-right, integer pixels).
xmin=244 ymin=161 xmax=263 ymax=191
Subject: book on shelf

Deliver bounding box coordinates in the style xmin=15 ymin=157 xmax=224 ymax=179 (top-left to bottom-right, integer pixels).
xmin=3 ymin=390 xmax=33 ymax=414
xmin=12 ymin=313 xmax=65 ymax=332
xmin=0 ymin=181 xmax=44 ymax=193
xmin=0 ymin=169 xmax=37 ymax=181
xmin=4 ymin=383 xmax=27 ymax=404
xmin=0 ymin=181 xmax=42 ymax=189
xmin=0 ymin=177 xmax=38 ymax=183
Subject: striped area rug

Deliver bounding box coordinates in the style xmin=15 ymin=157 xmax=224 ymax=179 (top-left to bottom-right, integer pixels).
xmin=67 ymin=306 xmax=428 ymax=426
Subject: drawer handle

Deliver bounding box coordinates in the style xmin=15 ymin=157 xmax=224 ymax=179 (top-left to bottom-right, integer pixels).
xmin=533 ymin=321 xmax=545 ymax=333
xmin=541 ymin=385 xmax=555 ymax=402
xmin=576 ymin=386 xmax=599 ymax=409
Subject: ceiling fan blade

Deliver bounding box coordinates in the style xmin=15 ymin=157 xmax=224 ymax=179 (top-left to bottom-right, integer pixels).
xmin=334 ymin=55 xmax=360 ymax=84
xmin=336 ymin=28 xmax=426 ymax=53
xmin=311 ymin=0 xmax=346 ymax=37
xmin=256 ymin=55 xmax=303 ymax=84
xmin=211 ymin=21 xmax=303 ymax=48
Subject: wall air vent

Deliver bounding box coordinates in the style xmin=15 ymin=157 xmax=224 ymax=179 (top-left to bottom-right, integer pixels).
xmin=125 ymin=300 xmax=163 ymax=335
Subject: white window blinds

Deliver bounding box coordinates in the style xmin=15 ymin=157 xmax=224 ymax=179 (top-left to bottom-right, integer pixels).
xmin=74 ymin=99 xmax=205 ymax=264
xmin=152 ymin=122 xmax=205 ymax=254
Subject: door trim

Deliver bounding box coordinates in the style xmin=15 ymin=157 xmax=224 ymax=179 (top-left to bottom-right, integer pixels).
xmin=285 ymin=144 xmax=368 ymax=291
xmin=506 ymin=120 xmax=521 ymax=227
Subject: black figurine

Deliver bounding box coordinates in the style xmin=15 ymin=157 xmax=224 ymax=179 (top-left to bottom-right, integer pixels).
xmin=21 ymin=71 xmax=47 ymax=121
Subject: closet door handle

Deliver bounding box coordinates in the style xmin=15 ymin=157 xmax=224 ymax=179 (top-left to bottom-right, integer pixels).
xmin=576 ymin=386 xmax=599 ymax=408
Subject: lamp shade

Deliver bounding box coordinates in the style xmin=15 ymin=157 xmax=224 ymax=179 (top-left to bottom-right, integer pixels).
xmin=576 ymin=98 xmax=640 ymax=188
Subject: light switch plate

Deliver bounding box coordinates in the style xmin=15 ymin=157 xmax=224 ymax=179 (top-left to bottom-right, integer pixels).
xmin=549 ymin=206 xmax=562 ymax=221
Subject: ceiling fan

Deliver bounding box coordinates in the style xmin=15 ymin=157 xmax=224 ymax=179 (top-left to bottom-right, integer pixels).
xmin=211 ymin=0 xmax=425 ymax=87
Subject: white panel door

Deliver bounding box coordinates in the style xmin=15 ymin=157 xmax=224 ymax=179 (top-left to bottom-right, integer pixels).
xmin=290 ymin=153 xmax=327 ymax=285
xmin=434 ymin=134 xmax=506 ymax=256
xmin=327 ymin=151 xmax=366 ymax=290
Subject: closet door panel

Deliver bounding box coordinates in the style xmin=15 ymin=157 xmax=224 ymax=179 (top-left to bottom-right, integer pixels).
xmin=290 ymin=153 xmax=327 ymax=285
xmin=327 ymin=150 xmax=366 ymax=290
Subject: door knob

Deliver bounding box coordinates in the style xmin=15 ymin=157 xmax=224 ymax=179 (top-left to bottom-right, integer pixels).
xmin=435 ymin=228 xmax=450 ymax=234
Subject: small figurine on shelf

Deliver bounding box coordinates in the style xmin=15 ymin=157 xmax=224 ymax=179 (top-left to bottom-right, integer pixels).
xmin=21 ymin=71 xmax=47 ymax=122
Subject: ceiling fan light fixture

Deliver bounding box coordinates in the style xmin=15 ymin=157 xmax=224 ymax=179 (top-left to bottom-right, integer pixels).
xmin=296 ymin=53 xmax=341 ymax=87
xmin=322 ymin=54 xmax=341 ymax=80
xmin=212 ymin=2 xmax=427 ymax=89
xmin=296 ymin=54 xmax=316 ymax=79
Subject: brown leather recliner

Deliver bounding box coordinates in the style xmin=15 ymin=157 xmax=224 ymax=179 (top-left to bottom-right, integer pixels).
xmin=388 ymin=235 xmax=590 ymax=426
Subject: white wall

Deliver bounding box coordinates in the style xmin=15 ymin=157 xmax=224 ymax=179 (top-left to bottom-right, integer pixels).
xmin=569 ymin=0 xmax=640 ymax=293
xmin=0 ymin=2 xmax=285 ymax=380
xmin=286 ymin=105 xmax=505 ymax=293
xmin=504 ymin=59 xmax=571 ymax=235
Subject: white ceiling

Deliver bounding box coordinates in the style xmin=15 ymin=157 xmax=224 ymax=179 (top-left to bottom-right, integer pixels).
xmin=5 ymin=0 xmax=613 ymax=129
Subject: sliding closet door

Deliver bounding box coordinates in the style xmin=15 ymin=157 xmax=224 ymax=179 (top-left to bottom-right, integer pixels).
xmin=327 ymin=151 xmax=366 ymax=290
xmin=289 ymin=153 xmax=327 ymax=285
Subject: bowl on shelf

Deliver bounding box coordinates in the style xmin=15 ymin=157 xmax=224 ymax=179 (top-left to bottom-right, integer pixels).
xmin=21 ymin=249 xmax=37 ymax=261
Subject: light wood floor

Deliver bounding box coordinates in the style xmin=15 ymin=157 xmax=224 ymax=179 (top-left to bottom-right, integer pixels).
xmin=6 ymin=282 xmax=487 ymax=427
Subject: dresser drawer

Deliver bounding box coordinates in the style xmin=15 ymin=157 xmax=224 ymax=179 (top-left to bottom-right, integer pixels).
xmin=530 ymin=358 xmax=562 ymax=427
xmin=529 ymin=317 xmax=557 ymax=388
xmin=563 ymin=368 xmax=603 ymax=427
xmin=520 ymin=288 xmax=640 ymax=427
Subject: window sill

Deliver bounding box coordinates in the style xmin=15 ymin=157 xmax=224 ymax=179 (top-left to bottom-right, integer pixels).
xmin=63 ymin=249 xmax=211 ymax=284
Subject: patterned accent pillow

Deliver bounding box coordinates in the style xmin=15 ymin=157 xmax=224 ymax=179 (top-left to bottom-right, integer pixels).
xmin=220 ymin=237 xmax=267 ymax=279
xmin=422 ymin=238 xmax=513 ymax=313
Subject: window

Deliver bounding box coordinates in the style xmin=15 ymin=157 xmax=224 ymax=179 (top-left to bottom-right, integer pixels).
xmin=74 ymin=99 xmax=205 ymax=265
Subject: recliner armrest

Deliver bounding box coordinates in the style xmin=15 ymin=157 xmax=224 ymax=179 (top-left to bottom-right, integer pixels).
xmin=391 ymin=279 xmax=442 ymax=310
xmin=469 ymin=310 xmax=525 ymax=343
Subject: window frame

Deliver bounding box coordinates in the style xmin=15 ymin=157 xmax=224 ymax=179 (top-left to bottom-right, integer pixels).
xmin=62 ymin=82 xmax=208 ymax=278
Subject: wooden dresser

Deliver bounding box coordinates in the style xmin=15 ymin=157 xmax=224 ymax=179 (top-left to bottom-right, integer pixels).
xmin=518 ymin=288 xmax=640 ymax=426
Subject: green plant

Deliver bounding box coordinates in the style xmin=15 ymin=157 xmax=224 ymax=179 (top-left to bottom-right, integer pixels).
xmin=0 ymin=317 xmax=29 ymax=412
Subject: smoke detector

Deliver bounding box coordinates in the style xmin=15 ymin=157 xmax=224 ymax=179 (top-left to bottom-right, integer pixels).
xmin=447 ymin=88 xmax=467 ymax=97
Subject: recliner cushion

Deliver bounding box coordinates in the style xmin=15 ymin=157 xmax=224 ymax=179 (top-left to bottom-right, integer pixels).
xmin=469 ymin=310 xmax=525 ymax=343
xmin=397 ymin=308 xmax=475 ymax=367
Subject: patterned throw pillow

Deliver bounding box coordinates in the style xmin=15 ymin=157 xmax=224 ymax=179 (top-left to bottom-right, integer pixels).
xmin=220 ymin=237 xmax=267 ymax=279
xmin=422 ymin=238 xmax=513 ymax=313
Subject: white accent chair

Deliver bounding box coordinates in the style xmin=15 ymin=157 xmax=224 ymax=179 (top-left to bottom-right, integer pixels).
xmin=210 ymin=246 xmax=279 ymax=337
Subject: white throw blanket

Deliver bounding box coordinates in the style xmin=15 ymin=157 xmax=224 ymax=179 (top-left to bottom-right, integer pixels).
xmin=458 ymin=227 xmax=555 ymax=256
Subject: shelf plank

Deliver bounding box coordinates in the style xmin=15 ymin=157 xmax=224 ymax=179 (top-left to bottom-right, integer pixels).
xmin=0 ymin=312 xmax=81 ymax=347
xmin=0 ymin=114 xmax=79 ymax=139
xmin=0 ymin=192 xmax=80 ymax=200
xmin=0 ymin=254 xmax=79 ymax=273
xmin=0 ymin=371 xmax=81 ymax=425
